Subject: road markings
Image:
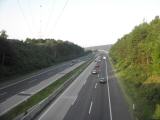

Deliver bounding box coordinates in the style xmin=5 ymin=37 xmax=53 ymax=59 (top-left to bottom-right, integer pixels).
xmin=0 ymin=68 xmax=56 ymax=90
xmin=28 ymin=78 xmax=39 ymax=83
xmin=89 ymin=101 xmax=93 ymax=114
xmin=105 ymin=58 xmax=113 ymax=120
xmin=133 ymin=104 xmax=135 ymax=110
xmin=72 ymin=96 xmax=77 ymax=105
xmin=95 ymin=83 xmax=97 ymax=88
xmin=0 ymin=61 xmax=72 ymax=90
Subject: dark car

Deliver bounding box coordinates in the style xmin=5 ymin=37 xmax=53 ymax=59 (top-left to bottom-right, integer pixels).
xmin=99 ymin=78 xmax=107 ymax=84
xmin=95 ymin=64 xmax=100 ymax=68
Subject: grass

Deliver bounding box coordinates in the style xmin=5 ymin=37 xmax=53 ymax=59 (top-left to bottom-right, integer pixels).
xmin=109 ymin=56 xmax=155 ymax=120
xmin=116 ymin=72 xmax=137 ymax=120
xmin=108 ymin=56 xmax=136 ymax=120
xmin=0 ymin=59 xmax=92 ymax=120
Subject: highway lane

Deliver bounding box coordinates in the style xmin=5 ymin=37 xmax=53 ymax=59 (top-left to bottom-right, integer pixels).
xmin=106 ymin=55 xmax=132 ymax=120
xmin=35 ymin=60 xmax=97 ymax=120
xmin=0 ymin=61 xmax=87 ymax=116
xmin=0 ymin=61 xmax=72 ymax=103
xmin=64 ymin=56 xmax=110 ymax=120
xmin=64 ymin=54 xmax=132 ymax=120
xmin=63 ymin=53 xmax=132 ymax=120
xmin=0 ymin=55 xmax=91 ymax=103
xmin=36 ymin=53 xmax=132 ymax=120
xmin=63 ymin=74 xmax=100 ymax=120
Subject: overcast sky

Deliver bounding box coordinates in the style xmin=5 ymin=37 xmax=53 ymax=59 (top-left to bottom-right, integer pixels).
xmin=0 ymin=0 xmax=160 ymax=47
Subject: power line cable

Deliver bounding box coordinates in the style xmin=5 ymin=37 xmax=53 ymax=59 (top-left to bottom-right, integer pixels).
xmin=51 ymin=0 xmax=70 ymax=32
xmin=28 ymin=0 xmax=35 ymax=36
xmin=39 ymin=4 xmax=42 ymax=38
xmin=44 ymin=0 xmax=57 ymax=34
xmin=17 ymin=0 xmax=32 ymax=37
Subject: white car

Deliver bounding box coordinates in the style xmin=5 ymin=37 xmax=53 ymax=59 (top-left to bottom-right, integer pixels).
xmin=92 ymin=69 xmax=97 ymax=74
xmin=103 ymin=56 xmax=106 ymax=59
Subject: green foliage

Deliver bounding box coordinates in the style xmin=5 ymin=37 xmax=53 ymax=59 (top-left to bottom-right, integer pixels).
xmin=0 ymin=30 xmax=8 ymax=39
xmin=0 ymin=37 xmax=87 ymax=81
xmin=153 ymin=104 xmax=160 ymax=119
xmin=110 ymin=16 xmax=160 ymax=120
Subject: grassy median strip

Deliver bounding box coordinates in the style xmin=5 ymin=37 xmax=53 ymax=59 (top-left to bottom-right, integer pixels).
xmin=0 ymin=60 xmax=92 ymax=120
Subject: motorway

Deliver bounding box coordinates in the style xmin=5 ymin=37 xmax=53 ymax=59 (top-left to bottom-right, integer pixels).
xmin=0 ymin=55 xmax=91 ymax=103
xmin=36 ymin=53 xmax=132 ymax=120
xmin=0 ymin=62 xmax=70 ymax=103
xmin=0 ymin=55 xmax=92 ymax=115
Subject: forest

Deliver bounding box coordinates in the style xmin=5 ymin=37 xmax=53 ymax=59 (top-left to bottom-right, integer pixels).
xmin=109 ymin=16 xmax=160 ymax=120
xmin=0 ymin=30 xmax=89 ymax=81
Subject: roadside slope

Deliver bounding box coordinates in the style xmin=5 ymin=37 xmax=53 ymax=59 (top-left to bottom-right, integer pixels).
xmin=109 ymin=16 xmax=160 ymax=120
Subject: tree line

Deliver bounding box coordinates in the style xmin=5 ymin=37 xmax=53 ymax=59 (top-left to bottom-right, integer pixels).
xmin=109 ymin=16 xmax=160 ymax=120
xmin=0 ymin=30 xmax=90 ymax=81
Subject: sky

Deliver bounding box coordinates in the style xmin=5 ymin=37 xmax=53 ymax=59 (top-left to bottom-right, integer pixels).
xmin=0 ymin=0 xmax=160 ymax=47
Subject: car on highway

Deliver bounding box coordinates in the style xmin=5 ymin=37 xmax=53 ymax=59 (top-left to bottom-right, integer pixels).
xmin=92 ymin=69 xmax=98 ymax=74
xmin=99 ymin=77 xmax=107 ymax=84
xmin=70 ymin=63 xmax=73 ymax=66
xmin=103 ymin=56 xmax=106 ymax=60
xmin=95 ymin=64 xmax=100 ymax=68
xmin=71 ymin=60 xmax=76 ymax=63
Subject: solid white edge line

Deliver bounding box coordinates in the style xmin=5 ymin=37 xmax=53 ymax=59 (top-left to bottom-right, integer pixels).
xmin=71 ymin=96 xmax=77 ymax=105
xmin=38 ymin=93 xmax=65 ymax=120
xmin=89 ymin=101 xmax=93 ymax=114
xmin=0 ymin=66 xmax=58 ymax=90
xmin=0 ymin=96 xmax=30 ymax=116
xmin=38 ymin=61 xmax=94 ymax=120
xmin=38 ymin=61 xmax=90 ymax=120
xmin=0 ymin=61 xmax=82 ymax=90
xmin=105 ymin=57 xmax=113 ymax=120
xmin=0 ymin=62 xmax=84 ymax=116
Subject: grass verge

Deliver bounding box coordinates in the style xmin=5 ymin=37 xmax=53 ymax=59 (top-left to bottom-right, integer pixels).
xmin=0 ymin=59 xmax=93 ymax=120
xmin=108 ymin=56 xmax=136 ymax=120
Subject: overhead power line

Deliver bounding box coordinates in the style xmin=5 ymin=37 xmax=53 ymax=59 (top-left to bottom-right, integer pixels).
xmin=44 ymin=0 xmax=57 ymax=33
xmin=28 ymin=0 xmax=35 ymax=35
xmin=51 ymin=0 xmax=70 ymax=32
xmin=39 ymin=4 xmax=42 ymax=38
xmin=17 ymin=0 xmax=33 ymax=37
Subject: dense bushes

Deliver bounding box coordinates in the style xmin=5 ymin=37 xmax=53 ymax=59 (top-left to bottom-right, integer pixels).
xmin=0 ymin=37 xmax=88 ymax=81
xmin=109 ymin=16 xmax=160 ymax=120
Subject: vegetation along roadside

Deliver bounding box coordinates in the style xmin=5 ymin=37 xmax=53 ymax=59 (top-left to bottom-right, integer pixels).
xmin=0 ymin=30 xmax=91 ymax=82
xmin=109 ymin=16 xmax=160 ymax=120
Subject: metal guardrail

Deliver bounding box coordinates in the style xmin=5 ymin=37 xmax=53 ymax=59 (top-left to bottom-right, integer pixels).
xmin=14 ymin=67 xmax=84 ymax=120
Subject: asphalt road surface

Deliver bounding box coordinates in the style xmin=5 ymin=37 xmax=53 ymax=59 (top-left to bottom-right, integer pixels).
xmin=0 ymin=55 xmax=90 ymax=103
xmin=36 ymin=53 xmax=133 ymax=120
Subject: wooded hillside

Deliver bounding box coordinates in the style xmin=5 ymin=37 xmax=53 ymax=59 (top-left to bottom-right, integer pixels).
xmin=0 ymin=32 xmax=89 ymax=81
xmin=109 ymin=16 xmax=160 ymax=120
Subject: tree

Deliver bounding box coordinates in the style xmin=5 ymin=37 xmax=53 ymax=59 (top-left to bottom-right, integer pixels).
xmin=0 ymin=30 xmax=8 ymax=39
xmin=0 ymin=30 xmax=15 ymax=66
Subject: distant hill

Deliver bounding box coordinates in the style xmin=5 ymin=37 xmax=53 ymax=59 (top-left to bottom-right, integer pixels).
xmin=85 ymin=44 xmax=112 ymax=51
